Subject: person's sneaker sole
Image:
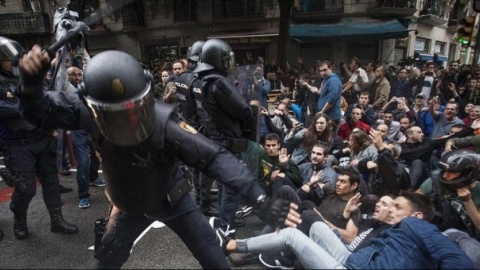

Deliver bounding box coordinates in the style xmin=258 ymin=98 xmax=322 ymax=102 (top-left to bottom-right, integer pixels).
xmin=259 ymin=253 xmax=294 ymax=270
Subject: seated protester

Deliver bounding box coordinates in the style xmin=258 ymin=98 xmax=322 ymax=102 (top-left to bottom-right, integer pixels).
xmin=217 ymin=192 xmax=474 ymax=269
xmin=463 ymin=105 xmax=480 ymax=127
xmin=461 ymin=102 xmax=474 ymax=124
xmin=285 ymin=113 xmax=344 ymax=166
xmin=298 ymin=143 xmax=338 ymax=188
xmin=337 ymin=129 xmax=378 ymax=180
xmin=395 ymin=116 xmax=412 ymax=143
xmin=400 ymin=125 xmax=473 ymax=189
xmin=381 ymin=110 xmax=401 ymax=141
xmin=260 ymin=106 xmax=293 ymax=148
xmin=256 ymin=133 xmax=302 ymax=196
xmin=445 ymin=119 xmax=480 ymax=153
xmin=337 ymin=106 xmax=371 ymax=142
xmin=296 ymin=168 xmax=362 ymax=233
xmin=376 ymin=123 xmax=389 ymax=141
xmin=383 ymin=97 xmax=415 ymax=123
xmin=260 ymin=193 xmax=394 ymax=268
xmin=429 ymin=99 xmax=464 ymax=138
xmin=361 ymin=130 xmax=410 ymax=197
xmin=416 ymin=149 xmax=480 ymax=267
xmin=344 ymin=91 xmax=376 ymax=126
xmin=268 ymin=102 xmax=294 ymax=133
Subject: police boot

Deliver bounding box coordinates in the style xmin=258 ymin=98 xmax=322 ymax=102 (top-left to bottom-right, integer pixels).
xmin=49 ymin=207 xmax=78 ymax=234
xmin=13 ymin=211 xmax=29 ymax=239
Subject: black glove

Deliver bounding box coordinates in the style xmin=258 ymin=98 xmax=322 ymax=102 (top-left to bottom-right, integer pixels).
xmin=254 ymin=197 xmax=291 ymax=229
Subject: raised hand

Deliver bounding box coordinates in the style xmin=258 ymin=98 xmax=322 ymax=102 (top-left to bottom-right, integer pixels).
xmin=278 ymin=148 xmax=289 ymax=165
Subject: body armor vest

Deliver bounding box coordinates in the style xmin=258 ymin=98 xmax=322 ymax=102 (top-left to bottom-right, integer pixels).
xmin=192 ymin=74 xmax=243 ymax=139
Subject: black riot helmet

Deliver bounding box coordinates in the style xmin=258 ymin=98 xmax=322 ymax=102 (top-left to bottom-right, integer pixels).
xmin=187 ymin=40 xmax=204 ymax=63
xmin=438 ymin=149 xmax=480 ymax=190
xmin=194 ymin=39 xmax=235 ymax=74
xmin=0 ymin=36 xmax=24 ymax=75
xmin=0 ymin=36 xmax=24 ymax=62
xmin=79 ymin=50 xmax=156 ymax=147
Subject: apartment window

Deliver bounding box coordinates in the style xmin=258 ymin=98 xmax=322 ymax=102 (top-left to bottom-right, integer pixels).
xmin=174 ymin=0 xmax=197 ymax=22
xmin=414 ymin=38 xmax=430 ymax=52
xmin=434 ymin=42 xmax=445 ymax=54
xmin=212 ymin=0 xmax=264 ymax=18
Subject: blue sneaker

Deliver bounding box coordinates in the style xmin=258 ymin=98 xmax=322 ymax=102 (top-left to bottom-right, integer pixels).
xmin=79 ymin=198 xmax=90 ymax=209
xmin=90 ymin=179 xmax=106 ymax=187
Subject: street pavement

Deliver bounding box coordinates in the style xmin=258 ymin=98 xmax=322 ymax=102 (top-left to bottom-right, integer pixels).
xmin=0 ymin=168 xmax=270 ymax=269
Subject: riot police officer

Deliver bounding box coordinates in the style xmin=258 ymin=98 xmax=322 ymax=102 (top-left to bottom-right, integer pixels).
xmin=175 ymin=40 xmax=216 ymax=216
xmin=193 ymin=39 xmax=254 ymax=233
xmin=175 ymin=40 xmax=203 ymax=128
xmin=0 ymin=36 xmax=78 ymax=240
xmin=16 ymin=45 xmax=289 ymax=268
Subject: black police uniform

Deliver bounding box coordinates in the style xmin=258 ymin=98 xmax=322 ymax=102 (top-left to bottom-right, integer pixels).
xmin=0 ymin=71 xmax=77 ymax=239
xmin=193 ymin=70 xmax=253 ymax=228
xmin=18 ymin=87 xmax=266 ymax=268
xmin=174 ymin=68 xmax=199 ymax=128
xmin=174 ymin=65 xmax=216 ymax=215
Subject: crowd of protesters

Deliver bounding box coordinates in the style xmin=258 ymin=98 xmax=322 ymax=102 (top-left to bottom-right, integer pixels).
xmin=148 ymin=51 xmax=480 ymax=269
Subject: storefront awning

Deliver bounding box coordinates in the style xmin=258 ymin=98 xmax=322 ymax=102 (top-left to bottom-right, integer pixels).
xmin=290 ymin=18 xmax=408 ymax=43
xmin=207 ymin=29 xmax=279 ymax=39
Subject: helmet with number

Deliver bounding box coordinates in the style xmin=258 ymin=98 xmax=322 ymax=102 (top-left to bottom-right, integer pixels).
xmin=187 ymin=40 xmax=204 ymax=63
xmin=438 ymin=149 xmax=480 ymax=189
xmin=194 ymin=39 xmax=235 ymax=74
xmin=79 ymin=50 xmax=155 ymax=146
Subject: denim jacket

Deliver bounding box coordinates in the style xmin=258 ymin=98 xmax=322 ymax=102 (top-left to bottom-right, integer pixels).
xmin=345 ymin=217 xmax=473 ymax=269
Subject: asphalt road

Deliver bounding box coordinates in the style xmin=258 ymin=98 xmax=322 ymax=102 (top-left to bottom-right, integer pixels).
xmin=0 ymin=168 xmax=269 ymax=269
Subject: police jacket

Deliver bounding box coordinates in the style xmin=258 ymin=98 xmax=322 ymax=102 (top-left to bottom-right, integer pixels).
xmin=0 ymin=72 xmax=45 ymax=140
xmin=18 ymin=89 xmax=265 ymax=217
xmin=174 ymin=70 xmax=199 ymax=128
xmin=193 ymin=71 xmax=252 ymax=140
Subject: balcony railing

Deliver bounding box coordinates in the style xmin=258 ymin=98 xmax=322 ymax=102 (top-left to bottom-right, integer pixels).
xmin=367 ymin=0 xmax=417 ymax=17
xmin=417 ymin=0 xmax=449 ymax=27
xmin=373 ymin=0 xmax=414 ymax=8
xmin=212 ymin=0 xmax=265 ymax=19
xmin=292 ymin=0 xmax=344 ymax=12
xmin=419 ymin=0 xmax=449 ymax=20
xmin=0 ymin=12 xmax=51 ymax=35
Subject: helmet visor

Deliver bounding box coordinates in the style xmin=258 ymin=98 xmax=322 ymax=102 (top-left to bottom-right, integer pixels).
xmin=0 ymin=39 xmax=23 ymax=61
xmin=85 ymin=83 xmax=156 ymax=146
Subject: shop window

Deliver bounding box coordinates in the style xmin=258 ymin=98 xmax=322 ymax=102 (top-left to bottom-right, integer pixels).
xmin=212 ymin=0 xmax=264 ymax=18
xmin=434 ymin=42 xmax=445 ymax=54
xmin=414 ymin=38 xmax=430 ymax=52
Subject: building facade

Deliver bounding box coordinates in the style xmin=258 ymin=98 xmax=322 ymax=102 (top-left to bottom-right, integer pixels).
xmin=0 ymin=0 xmax=477 ymax=71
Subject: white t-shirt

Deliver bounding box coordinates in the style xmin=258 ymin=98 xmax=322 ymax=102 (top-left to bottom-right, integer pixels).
xmin=349 ymin=67 xmax=369 ymax=92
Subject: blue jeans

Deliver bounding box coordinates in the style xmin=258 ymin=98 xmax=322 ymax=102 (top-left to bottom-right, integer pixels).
xmin=71 ymin=130 xmax=90 ymax=199
xmin=236 ymin=222 xmax=349 ymax=269
xmin=443 ymin=228 xmax=480 ymax=268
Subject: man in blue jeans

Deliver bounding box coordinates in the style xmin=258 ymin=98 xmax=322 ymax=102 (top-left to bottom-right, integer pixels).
xmin=218 ymin=191 xmax=474 ymax=269
xmin=67 ymin=66 xmax=105 ymax=208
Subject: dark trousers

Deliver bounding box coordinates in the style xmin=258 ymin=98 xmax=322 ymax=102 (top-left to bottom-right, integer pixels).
xmin=89 ymin=142 xmax=100 ymax=182
xmin=94 ymin=195 xmax=230 ymax=269
xmin=4 ymin=136 xmax=61 ymax=213
xmin=408 ymin=159 xmax=430 ymax=189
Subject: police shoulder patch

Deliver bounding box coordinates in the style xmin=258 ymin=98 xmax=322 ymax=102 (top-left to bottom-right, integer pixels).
xmin=179 ymin=121 xmax=197 ymax=134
